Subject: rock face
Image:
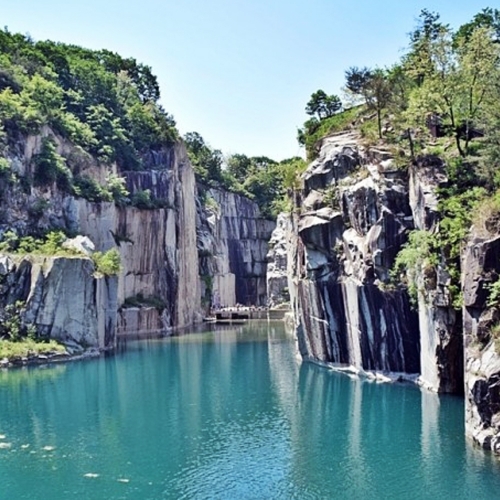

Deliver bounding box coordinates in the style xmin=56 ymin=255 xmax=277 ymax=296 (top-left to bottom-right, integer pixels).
xmin=288 ymin=134 xmax=464 ymax=391
xmin=0 ymin=127 xmax=274 ymax=344
xmin=266 ymin=213 xmax=292 ymax=307
xmin=197 ymin=188 xmax=275 ymax=308
xmin=409 ymin=158 xmax=463 ymax=393
xmin=0 ymin=254 xmax=117 ymax=349
xmin=74 ymin=143 xmax=202 ymax=335
xmin=0 ymin=130 xmax=202 ymax=341
xmin=289 ymin=132 xmax=420 ymax=375
xmin=463 ymin=233 xmax=500 ymax=453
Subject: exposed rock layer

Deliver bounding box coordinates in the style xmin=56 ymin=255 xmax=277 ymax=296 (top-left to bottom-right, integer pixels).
xmin=197 ymin=188 xmax=275 ymax=308
xmin=0 ymin=129 xmax=274 ymax=346
xmin=0 ymin=254 xmax=116 ymax=349
xmin=409 ymin=158 xmax=462 ymax=393
xmin=290 ymin=132 xmax=421 ymax=375
xmin=463 ymin=233 xmax=500 ymax=452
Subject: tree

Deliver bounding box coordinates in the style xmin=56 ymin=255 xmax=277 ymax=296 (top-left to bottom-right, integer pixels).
xmin=345 ymin=67 xmax=372 ymax=96
xmin=457 ymin=27 xmax=500 ymax=152
xmin=405 ymin=25 xmax=500 ymax=157
xmin=226 ymin=153 xmax=252 ymax=182
xmin=345 ymin=67 xmax=391 ymax=138
xmin=455 ymin=8 xmax=500 ymax=44
xmin=405 ymin=10 xmax=448 ymax=86
xmin=184 ymin=132 xmax=225 ymax=187
xmin=305 ymin=90 xmax=342 ymax=120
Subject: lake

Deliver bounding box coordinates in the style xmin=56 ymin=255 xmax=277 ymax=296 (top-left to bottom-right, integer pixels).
xmin=1 ymin=321 xmax=500 ymax=499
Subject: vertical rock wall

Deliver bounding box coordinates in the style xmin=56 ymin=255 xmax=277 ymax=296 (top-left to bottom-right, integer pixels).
xmin=197 ymin=188 xmax=275 ymax=308
xmin=0 ymin=131 xmax=203 ymax=340
xmin=290 ymin=132 xmax=420 ymax=375
xmin=74 ymin=143 xmax=202 ymax=334
xmin=266 ymin=213 xmax=292 ymax=307
xmin=0 ymin=255 xmax=117 ymax=349
xmin=463 ymin=233 xmax=500 ymax=453
xmin=409 ymin=158 xmax=463 ymax=393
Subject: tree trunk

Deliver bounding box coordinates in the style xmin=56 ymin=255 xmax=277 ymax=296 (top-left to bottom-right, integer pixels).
xmin=377 ymin=108 xmax=382 ymax=139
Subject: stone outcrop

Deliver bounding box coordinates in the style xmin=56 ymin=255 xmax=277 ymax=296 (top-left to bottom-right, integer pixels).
xmin=74 ymin=143 xmax=201 ymax=334
xmin=266 ymin=213 xmax=292 ymax=307
xmin=197 ymin=188 xmax=275 ymax=308
xmin=0 ymin=254 xmax=117 ymax=349
xmin=0 ymin=130 xmax=202 ymax=340
xmin=288 ymin=134 xmax=465 ymax=392
xmin=0 ymin=127 xmax=277 ymax=344
xmin=463 ymin=233 xmax=500 ymax=453
xmin=409 ymin=157 xmax=463 ymax=393
xmin=289 ymin=132 xmax=420 ymax=375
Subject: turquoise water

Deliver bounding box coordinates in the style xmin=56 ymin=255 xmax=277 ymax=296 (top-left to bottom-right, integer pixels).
xmin=1 ymin=321 xmax=500 ymax=499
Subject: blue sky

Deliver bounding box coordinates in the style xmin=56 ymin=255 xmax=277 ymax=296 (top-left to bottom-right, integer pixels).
xmin=2 ymin=1 xmax=493 ymax=160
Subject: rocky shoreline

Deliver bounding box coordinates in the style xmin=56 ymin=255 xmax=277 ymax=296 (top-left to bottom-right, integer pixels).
xmin=0 ymin=346 xmax=103 ymax=369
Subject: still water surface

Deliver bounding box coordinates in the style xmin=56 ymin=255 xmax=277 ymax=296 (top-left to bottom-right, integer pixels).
xmin=1 ymin=321 xmax=500 ymax=499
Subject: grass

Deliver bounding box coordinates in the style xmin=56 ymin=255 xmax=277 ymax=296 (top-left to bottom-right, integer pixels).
xmin=0 ymin=338 xmax=66 ymax=360
xmin=303 ymin=106 xmax=361 ymax=159
xmin=472 ymin=190 xmax=500 ymax=238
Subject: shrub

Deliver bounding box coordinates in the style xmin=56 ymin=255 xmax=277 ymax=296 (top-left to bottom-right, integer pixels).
xmin=298 ymin=106 xmax=361 ymax=160
xmin=0 ymin=301 xmax=40 ymax=343
xmin=204 ymin=195 xmax=219 ymax=212
xmin=33 ymin=136 xmax=72 ymax=191
xmin=106 ymin=173 xmax=129 ymax=205
xmin=392 ymin=230 xmax=438 ymax=304
xmin=0 ymin=338 xmax=65 ymax=359
xmin=0 ymin=157 xmax=14 ymax=184
xmin=73 ymin=174 xmax=112 ymax=202
xmin=0 ymin=230 xmax=19 ymax=253
xmin=92 ymin=248 xmax=121 ymax=276
xmin=53 ymin=111 xmax=97 ymax=150
xmin=131 ymin=189 xmax=154 ymax=209
xmin=487 ymin=279 xmax=500 ymax=308
xmin=0 ymin=230 xmax=78 ymax=256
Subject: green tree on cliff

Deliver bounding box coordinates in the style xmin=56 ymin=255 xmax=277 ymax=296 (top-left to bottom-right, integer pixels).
xmin=345 ymin=67 xmax=391 ymax=139
xmin=305 ymin=90 xmax=342 ymax=120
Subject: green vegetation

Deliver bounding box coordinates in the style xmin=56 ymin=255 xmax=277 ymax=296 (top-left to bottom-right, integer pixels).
xmin=0 ymin=29 xmax=177 ymax=166
xmin=487 ymin=279 xmax=500 ymax=309
xmin=204 ymin=195 xmax=219 ymax=212
xmin=285 ymin=9 xmax=497 ymax=310
xmin=0 ymin=301 xmax=34 ymax=341
xmin=0 ymin=229 xmax=122 ymax=278
xmin=0 ymin=27 xmax=311 ymax=221
xmin=185 ymin=130 xmax=307 ymax=219
xmin=0 ymin=338 xmax=65 ymax=360
xmin=0 ymin=300 xmax=65 ymax=360
xmin=298 ymin=8 xmax=500 ymax=165
xmin=305 ymin=90 xmax=342 ymax=120
xmin=0 ymin=28 xmax=178 ymax=209
xmin=0 ymin=230 xmax=78 ymax=255
xmin=392 ymin=230 xmax=438 ymax=304
xmin=91 ymin=248 xmax=121 ymax=276
xmin=298 ymin=106 xmax=360 ymax=160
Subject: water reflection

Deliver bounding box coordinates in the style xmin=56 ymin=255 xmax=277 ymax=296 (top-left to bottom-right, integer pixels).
xmin=1 ymin=322 xmax=500 ymax=499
